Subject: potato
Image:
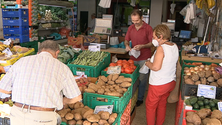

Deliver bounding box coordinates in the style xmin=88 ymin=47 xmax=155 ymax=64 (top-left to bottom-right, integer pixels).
xmin=62 ymin=117 xmax=67 ymax=123
xmin=58 ymin=110 xmax=69 ymax=118
xmin=184 ymin=75 xmax=190 ymax=79
xmin=100 ymin=111 xmax=110 ymax=120
xmin=123 ymin=78 xmax=132 ymax=82
xmin=108 ymin=116 xmax=116 ymax=124
xmin=186 ymin=111 xmax=195 ymax=116
xmin=122 ymin=88 xmax=128 ymax=92
xmin=92 ymin=123 xmax=99 ymax=125
xmin=207 ymin=77 xmax=214 ymax=82
xmin=68 ymin=104 xmax=75 ymax=109
xmin=74 ymin=113 xmax=82 ymax=121
xmin=110 ymin=113 xmax=117 ymax=118
xmin=100 ymin=76 xmax=108 ymax=82
xmin=210 ymin=82 xmax=218 ymax=87
xmin=194 ymin=81 xmax=201 ymax=85
xmin=98 ymin=88 xmax=105 ymax=94
xmin=73 ymin=108 xmax=84 ymax=114
xmin=112 ymin=74 xmax=119 ymax=81
xmin=191 ymin=74 xmax=199 ymax=82
xmin=198 ymin=71 xmax=205 ymax=78
xmin=213 ymin=73 xmax=220 ymax=80
xmin=105 ymin=88 xmax=111 ymax=92
xmin=206 ymin=118 xmax=221 ymax=125
xmin=85 ymin=88 xmax=96 ymax=93
xmin=116 ymin=88 xmax=124 ymax=94
xmin=202 ymin=118 xmax=210 ymax=125
xmin=115 ymin=79 xmax=124 ymax=84
xmin=74 ymin=102 xmax=84 ymax=109
xmin=107 ymin=74 xmax=113 ymax=81
xmin=197 ymin=108 xmax=211 ymax=119
xmin=98 ymin=119 xmax=108 ymax=125
xmin=217 ymin=78 xmax=222 ymax=86
xmin=83 ymin=109 xmax=94 ymax=119
xmin=87 ymin=114 xmax=100 ymax=122
xmin=185 ymin=78 xmax=194 ymax=85
xmin=186 ymin=123 xmax=194 ymax=125
xmin=120 ymin=82 xmax=131 ymax=88
xmin=201 ymin=77 xmax=207 ymax=85
xmin=105 ymin=92 xmax=122 ymax=97
xmin=89 ymin=83 xmax=101 ymax=92
xmin=108 ymin=81 xmax=115 ymax=85
xmin=206 ymin=70 xmax=212 ymax=77
xmin=97 ymin=80 xmax=106 ymax=86
xmin=76 ymin=120 xmax=83 ymax=125
xmin=114 ymin=85 xmax=120 ymax=90
xmin=110 ymin=88 xmax=115 ymax=92
xmin=186 ymin=113 xmax=201 ymax=125
xmin=68 ymin=120 xmax=76 ymax=125
xmin=83 ymin=120 xmax=91 ymax=125
xmin=211 ymin=110 xmax=222 ymax=119
xmin=65 ymin=113 xmax=74 ymax=120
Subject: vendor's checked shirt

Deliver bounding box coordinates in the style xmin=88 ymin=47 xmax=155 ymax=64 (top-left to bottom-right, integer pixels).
xmin=0 ymin=52 xmax=81 ymax=110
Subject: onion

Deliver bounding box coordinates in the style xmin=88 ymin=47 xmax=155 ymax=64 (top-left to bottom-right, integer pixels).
xmin=200 ymin=65 xmax=205 ymax=68
xmin=190 ymin=69 xmax=195 ymax=72
xmin=186 ymin=72 xmax=191 ymax=75
xmin=199 ymin=68 xmax=203 ymax=71
xmin=185 ymin=69 xmax=190 ymax=73
xmin=190 ymin=67 xmax=194 ymax=70
xmin=205 ymin=67 xmax=210 ymax=71
xmin=211 ymin=67 xmax=215 ymax=71
xmin=194 ymin=67 xmax=199 ymax=71
xmin=212 ymin=71 xmax=216 ymax=74
xmin=184 ymin=67 xmax=189 ymax=70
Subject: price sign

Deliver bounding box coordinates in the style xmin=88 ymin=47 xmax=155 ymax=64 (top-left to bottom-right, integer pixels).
xmin=76 ymin=71 xmax=85 ymax=76
xmin=3 ymin=48 xmax=13 ymax=56
xmin=88 ymin=45 xmax=100 ymax=52
xmin=94 ymin=105 xmax=113 ymax=114
xmin=197 ymin=84 xmax=216 ymax=99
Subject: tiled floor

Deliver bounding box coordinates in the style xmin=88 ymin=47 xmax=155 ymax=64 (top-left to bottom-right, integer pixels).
xmin=131 ymin=90 xmax=177 ymax=125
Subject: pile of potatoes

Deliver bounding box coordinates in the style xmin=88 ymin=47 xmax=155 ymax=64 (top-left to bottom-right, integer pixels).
xmin=186 ymin=108 xmax=222 ymax=125
xmin=75 ymin=77 xmax=90 ymax=94
xmin=57 ymin=102 xmax=118 ymax=125
xmin=184 ymin=65 xmax=222 ymax=87
xmin=84 ymin=74 xmax=132 ymax=97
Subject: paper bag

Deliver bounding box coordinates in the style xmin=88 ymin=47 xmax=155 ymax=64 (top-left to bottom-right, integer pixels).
xmin=129 ymin=49 xmax=140 ymax=58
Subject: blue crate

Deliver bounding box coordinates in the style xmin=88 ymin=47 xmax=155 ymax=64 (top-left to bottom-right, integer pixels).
xmin=4 ymin=34 xmax=29 ymax=43
xmin=2 ymin=9 xmax=28 ymax=18
xmin=3 ymin=26 xmax=29 ymax=34
xmin=3 ymin=17 xmax=29 ymax=26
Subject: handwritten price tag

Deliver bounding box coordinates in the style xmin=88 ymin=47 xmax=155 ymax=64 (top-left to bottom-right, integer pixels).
xmin=197 ymin=84 xmax=216 ymax=99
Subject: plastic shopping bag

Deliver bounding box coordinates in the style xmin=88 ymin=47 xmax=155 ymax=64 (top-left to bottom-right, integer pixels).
xmin=129 ymin=49 xmax=140 ymax=58
xmin=139 ymin=58 xmax=150 ymax=74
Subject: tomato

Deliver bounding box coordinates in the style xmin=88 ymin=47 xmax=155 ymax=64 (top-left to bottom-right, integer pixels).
xmin=109 ymin=63 xmax=117 ymax=67
xmin=117 ymin=63 xmax=122 ymax=67
xmin=125 ymin=67 xmax=133 ymax=74
xmin=117 ymin=60 xmax=123 ymax=64
xmin=123 ymin=64 xmax=130 ymax=68
xmin=131 ymin=65 xmax=136 ymax=70
xmin=121 ymin=67 xmax=125 ymax=73
xmin=128 ymin=60 xmax=134 ymax=64
xmin=123 ymin=60 xmax=128 ymax=63
xmin=104 ymin=67 xmax=108 ymax=71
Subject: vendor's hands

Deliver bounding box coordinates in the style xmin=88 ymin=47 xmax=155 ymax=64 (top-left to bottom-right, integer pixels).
xmin=125 ymin=45 xmax=131 ymax=52
xmin=145 ymin=60 xmax=150 ymax=67
xmin=134 ymin=45 xmax=144 ymax=51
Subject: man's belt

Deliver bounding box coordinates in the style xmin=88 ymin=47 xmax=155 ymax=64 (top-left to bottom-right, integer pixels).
xmin=14 ymin=102 xmax=55 ymax=111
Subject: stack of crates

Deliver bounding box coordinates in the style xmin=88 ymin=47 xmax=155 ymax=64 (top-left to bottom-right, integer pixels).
xmin=2 ymin=9 xmax=29 ymax=43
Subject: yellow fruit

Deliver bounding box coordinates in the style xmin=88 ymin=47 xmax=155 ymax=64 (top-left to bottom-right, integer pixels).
xmin=0 ymin=101 xmax=3 ymax=105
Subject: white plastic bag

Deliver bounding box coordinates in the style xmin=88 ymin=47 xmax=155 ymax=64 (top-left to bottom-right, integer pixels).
xmin=110 ymin=37 xmax=119 ymax=45
xmin=139 ymin=58 xmax=150 ymax=74
xmin=129 ymin=49 xmax=140 ymax=58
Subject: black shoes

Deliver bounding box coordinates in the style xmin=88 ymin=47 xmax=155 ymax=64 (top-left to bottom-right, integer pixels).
xmin=136 ymin=100 xmax=143 ymax=107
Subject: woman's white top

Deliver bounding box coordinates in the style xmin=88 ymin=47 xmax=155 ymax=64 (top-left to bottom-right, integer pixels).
xmin=149 ymin=43 xmax=179 ymax=86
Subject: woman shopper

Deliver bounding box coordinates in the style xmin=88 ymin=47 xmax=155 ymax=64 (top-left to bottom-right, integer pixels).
xmin=145 ymin=24 xmax=179 ymax=125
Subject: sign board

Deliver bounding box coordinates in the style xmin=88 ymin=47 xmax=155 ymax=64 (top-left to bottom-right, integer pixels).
xmin=94 ymin=18 xmax=112 ymax=35
xmin=197 ymin=84 xmax=216 ymax=99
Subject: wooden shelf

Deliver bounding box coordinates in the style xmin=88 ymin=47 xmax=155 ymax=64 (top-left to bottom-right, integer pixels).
xmin=38 ymin=0 xmax=74 ymax=8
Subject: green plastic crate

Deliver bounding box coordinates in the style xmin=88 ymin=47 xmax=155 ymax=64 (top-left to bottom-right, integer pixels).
xmin=67 ymin=52 xmax=111 ymax=77
xmin=83 ymin=84 xmax=132 ymax=113
xmin=182 ymin=60 xmax=219 ymax=68
xmin=20 ymin=41 xmax=38 ymax=54
xmin=101 ymin=64 xmax=140 ymax=84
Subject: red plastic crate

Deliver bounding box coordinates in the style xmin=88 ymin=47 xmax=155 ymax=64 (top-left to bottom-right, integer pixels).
xmin=182 ymin=110 xmax=196 ymax=125
xmin=175 ymin=92 xmax=184 ymax=125
xmin=120 ymin=99 xmax=131 ymax=125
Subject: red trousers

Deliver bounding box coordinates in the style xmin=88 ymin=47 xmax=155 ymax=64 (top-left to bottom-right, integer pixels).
xmin=146 ymin=80 xmax=176 ymax=125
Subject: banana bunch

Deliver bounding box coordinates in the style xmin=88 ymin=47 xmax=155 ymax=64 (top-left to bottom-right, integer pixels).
xmin=207 ymin=0 xmax=215 ymax=9
xmin=0 ymin=44 xmax=9 ymax=52
xmin=196 ymin=0 xmax=215 ymax=9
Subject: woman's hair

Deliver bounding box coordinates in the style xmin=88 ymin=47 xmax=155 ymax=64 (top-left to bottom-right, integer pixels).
xmin=38 ymin=40 xmax=59 ymax=53
xmin=131 ymin=9 xmax=142 ymax=18
xmin=153 ymin=24 xmax=171 ymax=40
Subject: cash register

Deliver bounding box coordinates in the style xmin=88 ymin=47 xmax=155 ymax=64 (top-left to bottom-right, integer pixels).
xmin=172 ymin=30 xmax=192 ymax=42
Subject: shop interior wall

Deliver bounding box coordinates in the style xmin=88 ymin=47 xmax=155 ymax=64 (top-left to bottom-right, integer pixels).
xmin=149 ymin=0 xmax=163 ymax=28
xmin=77 ymin=0 xmax=96 ymax=31
xmin=0 ymin=8 xmax=3 ymax=39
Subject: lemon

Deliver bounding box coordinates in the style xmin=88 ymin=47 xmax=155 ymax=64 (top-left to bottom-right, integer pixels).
xmin=0 ymin=101 xmax=3 ymax=105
